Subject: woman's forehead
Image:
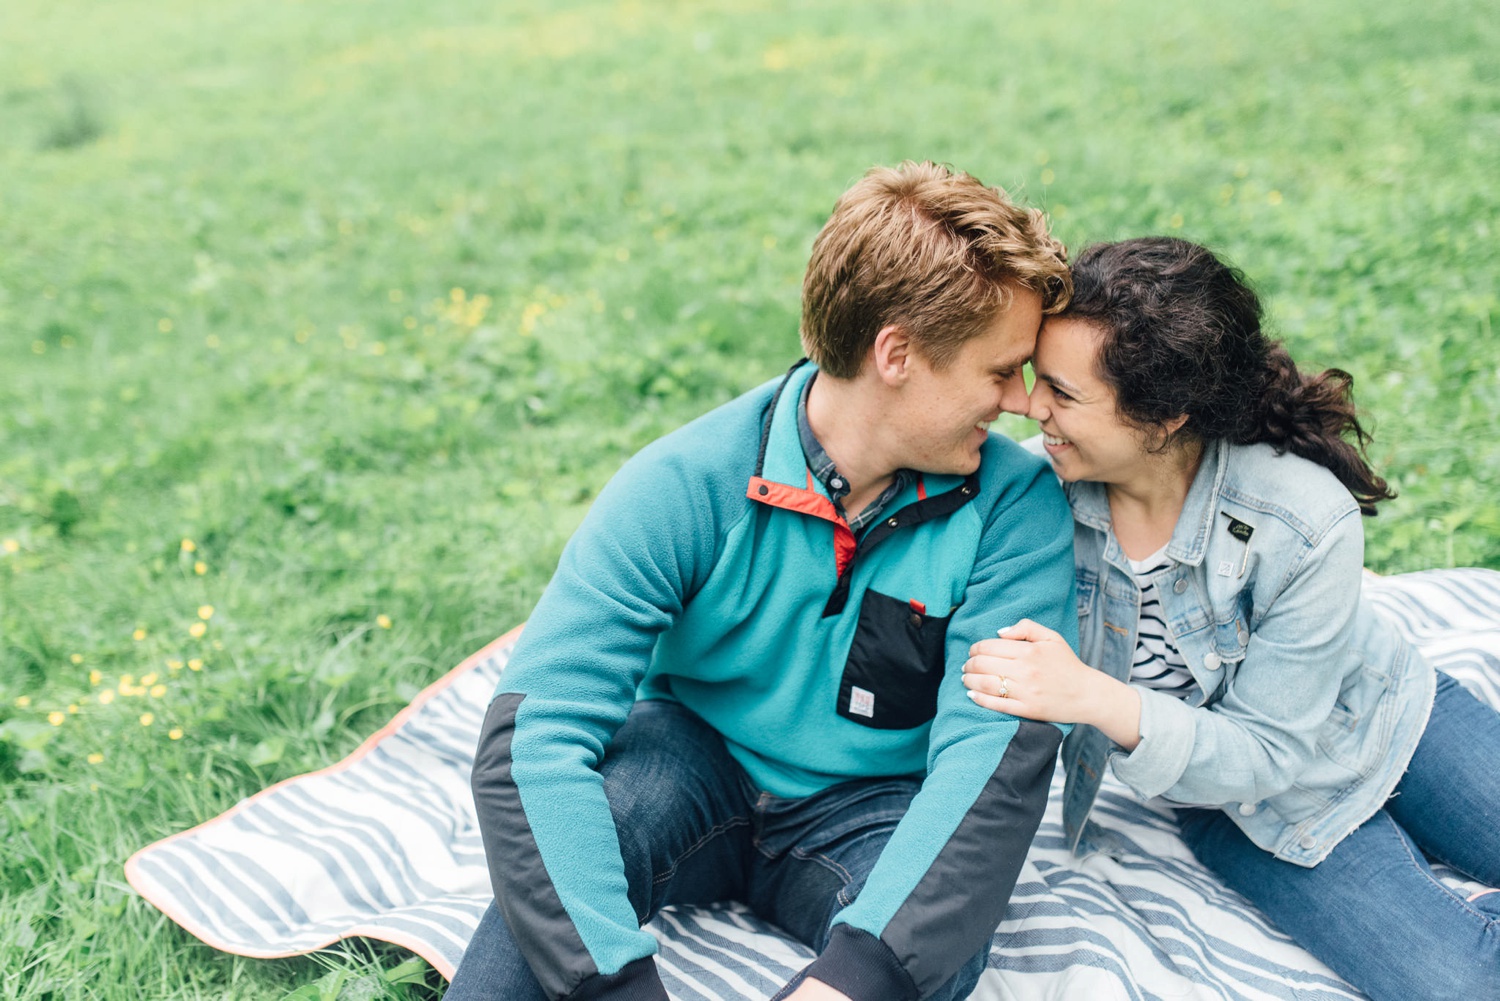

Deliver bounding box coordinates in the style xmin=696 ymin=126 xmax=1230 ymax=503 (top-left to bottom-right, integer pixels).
xmin=1036 ymin=317 xmax=1105 ymax=382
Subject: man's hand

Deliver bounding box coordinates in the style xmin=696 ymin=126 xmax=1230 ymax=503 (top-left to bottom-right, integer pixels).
xmin=779 ymin=977 xmax=853 ymax=1001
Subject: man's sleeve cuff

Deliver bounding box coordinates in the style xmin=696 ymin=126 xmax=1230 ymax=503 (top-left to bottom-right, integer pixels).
xmin=801 ymin=924 xmax=920 ymax=1001
xmin=568 ymin=957 xmax=669 ymax=1001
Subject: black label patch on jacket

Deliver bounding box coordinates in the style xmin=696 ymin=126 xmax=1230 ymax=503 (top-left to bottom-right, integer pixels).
xmin=837 ymin=589 xmax=950 ymax=730
xmin=1222 ymin=514 xmax=1254 ymax=542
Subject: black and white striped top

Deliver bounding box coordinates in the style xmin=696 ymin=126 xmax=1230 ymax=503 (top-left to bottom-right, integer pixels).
xmin=1127 ymin=547 xmax=1200 ymax=700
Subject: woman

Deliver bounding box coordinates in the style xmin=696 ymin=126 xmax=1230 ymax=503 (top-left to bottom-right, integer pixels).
xmin=962 ymin=237 xmax=1500 ymax=1001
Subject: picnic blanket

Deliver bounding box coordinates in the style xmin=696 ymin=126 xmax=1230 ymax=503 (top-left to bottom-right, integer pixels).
xmin=126 ymin=568 xmax=1500 ymax=1000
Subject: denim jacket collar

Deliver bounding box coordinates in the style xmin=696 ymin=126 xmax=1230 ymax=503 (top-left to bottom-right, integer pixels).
xmin=1065 ymin=439 xmax=1230 ymax=569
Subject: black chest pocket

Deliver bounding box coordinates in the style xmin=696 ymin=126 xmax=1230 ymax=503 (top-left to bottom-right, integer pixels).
xmin=837 ymin=589 xmax=951 ymax=730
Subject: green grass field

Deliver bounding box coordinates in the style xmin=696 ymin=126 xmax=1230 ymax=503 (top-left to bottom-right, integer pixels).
xmin=2 ymin=0 xmax=1497 ymax=996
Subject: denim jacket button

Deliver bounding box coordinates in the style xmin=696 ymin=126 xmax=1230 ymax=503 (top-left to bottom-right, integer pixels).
xmin=1173 ymin=577 xmax=1188 ymax=594
xmin=1298 ymin=834 xmax=1317 ymax=850
xmin=1203 ymin=652 xmax=1222 ymax=671
xmin=1237 ymin=627 xmax=1249 ymax=645
xmin=1237 ymin=802 xmax=1257 ymax=816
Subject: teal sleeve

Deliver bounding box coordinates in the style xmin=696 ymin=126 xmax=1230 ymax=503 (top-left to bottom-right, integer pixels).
xmin=809 ymin=455 xmax=1077 ymax=1000
xmin=470 ymin=444 xmax=716 ymax=1000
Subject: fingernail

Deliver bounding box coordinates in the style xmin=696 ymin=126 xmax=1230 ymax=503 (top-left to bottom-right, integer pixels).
xmin=966 ymin=690 xmax=979 ymax=701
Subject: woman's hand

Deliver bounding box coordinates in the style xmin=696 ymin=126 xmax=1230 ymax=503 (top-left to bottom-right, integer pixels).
xmin=963 ymin=619 xmax=1143 ymax=750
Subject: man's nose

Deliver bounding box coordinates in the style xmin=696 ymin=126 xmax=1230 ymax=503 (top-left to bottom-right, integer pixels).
xmin=998 ymin=373 xmax=1030 ymax=416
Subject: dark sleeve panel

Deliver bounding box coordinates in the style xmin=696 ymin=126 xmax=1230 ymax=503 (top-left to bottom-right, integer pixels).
xmin=566 ymin=957 xmax=669 ymax=1001
xmin=886 ymin=720 xmax=1061 ymax=995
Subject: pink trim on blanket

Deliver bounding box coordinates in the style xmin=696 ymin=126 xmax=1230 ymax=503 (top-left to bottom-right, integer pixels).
xmin=124 ymin=625 xmax=524 ymax=980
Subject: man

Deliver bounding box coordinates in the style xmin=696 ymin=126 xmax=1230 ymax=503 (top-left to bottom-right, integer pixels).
xmin=451 ymin=161 xmax=1076 ymax=1001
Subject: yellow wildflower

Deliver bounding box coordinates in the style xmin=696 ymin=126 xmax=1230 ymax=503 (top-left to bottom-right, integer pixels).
xmin=188 ymin=658 xmax=203 ymax=671
xmin=194 ymin=561 xmax=207 ymax=575
xmin=189 ymin=622 xmax=207 ymax=638
xmin=120 ymin=674 xmax=135 ymax=688
xmin=90 ymin=670 xmax=102 ymax=685
xmin=70 ymin=653 xmax=84 ymax=664
xmin=14 ymin=696 xmax=30 ymax=708
xmin=377 ymin=614 xmax=393 ymax=629
xmin=198 ymin=605 xmax=214 ymax=620
xmin=98 ymin=690 xmax=115 ymax=705
xmin=2 ymin=538 xmax=19 ymax=554
xmin=166 ymin=659 xmax=183 ymax=671
xmin=87 ymin=753 xmax=104 ymax=764
xmin=132 ymin=628 xmax=147 ymax=641
xmin=67 ymin=704 xmax=79 ymax=714
xmin=141 ymin=673 xmax=158 ymax=686
xmin=139 ymin=713 xmax=154 ymax=727
xmin=762 ymin=45 xmax=789 ymax=71
xmin=150 ymin=685 xmax=167 ymax=698
xmin=49 ymin=711 xmax=65 ymax=726
xmin=181 ymin=538 xmax=196 ymax=553
xmin=168 ymin=728 xmax=184 ymax=741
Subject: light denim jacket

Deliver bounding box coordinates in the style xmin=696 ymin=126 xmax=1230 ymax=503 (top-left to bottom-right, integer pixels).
xmin=1051 ymin=438 xmax=1435 ymax=867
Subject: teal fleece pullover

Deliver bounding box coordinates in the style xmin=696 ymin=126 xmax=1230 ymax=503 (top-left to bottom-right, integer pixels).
xmin=471 ymin=361 xmax=1077 ymax=1000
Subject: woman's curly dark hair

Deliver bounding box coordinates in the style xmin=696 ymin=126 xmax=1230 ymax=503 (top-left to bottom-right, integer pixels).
xmin=1063 ymin=237 xmax=1395 ymax=515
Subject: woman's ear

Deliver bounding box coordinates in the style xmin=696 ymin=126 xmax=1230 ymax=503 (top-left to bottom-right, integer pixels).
xmin=1143 ymin=414 xmax=1190 ymax=453
xmin=870 ymin=324 xmax=912 ymax=386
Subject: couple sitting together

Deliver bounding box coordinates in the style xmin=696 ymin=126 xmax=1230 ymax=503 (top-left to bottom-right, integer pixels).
xmin=449 ymin=162 xmax=1500 ymax=1001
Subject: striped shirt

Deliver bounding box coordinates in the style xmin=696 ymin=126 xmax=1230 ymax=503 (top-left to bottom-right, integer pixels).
xmin=1127 ymin=547 xmax=1199 ymax=700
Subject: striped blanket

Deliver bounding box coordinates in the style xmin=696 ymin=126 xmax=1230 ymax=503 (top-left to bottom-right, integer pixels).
xmin=127 ymin=569 xmax=1500 ymax=1000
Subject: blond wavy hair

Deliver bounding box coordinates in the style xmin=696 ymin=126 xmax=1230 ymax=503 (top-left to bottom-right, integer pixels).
xmin=800 ymin=161 xmax=1070 ymax=379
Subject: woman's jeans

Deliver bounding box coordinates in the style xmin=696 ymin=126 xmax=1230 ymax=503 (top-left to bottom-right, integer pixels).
xmin=445 ymin=699 xmax=988 ymax=1000
xmin=1178 ymin=672 xmax=1500 ymax=1001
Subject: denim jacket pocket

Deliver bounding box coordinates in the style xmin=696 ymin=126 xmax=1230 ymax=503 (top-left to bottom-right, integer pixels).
xmin=838 ymin=589 xmax=950 ymax=730
xmin=1075 ymin=571 xmax=1098 ymax=620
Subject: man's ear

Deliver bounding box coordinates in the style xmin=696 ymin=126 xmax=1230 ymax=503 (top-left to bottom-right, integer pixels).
xmin=870 ymin=324 xmax=912 ymax=387
xmin=1163 ymin=414 xmax=1189 ymax=436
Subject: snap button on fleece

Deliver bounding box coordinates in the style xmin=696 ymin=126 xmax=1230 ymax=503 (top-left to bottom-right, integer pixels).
xmin=909 ymin=613 xmax=922 ymax=627
xmin=1238 ymin=802 xmax=1257 ymax=816
xmin=830 ymin=477 xmax=844 ymax=490
xmin=757 ymin=485 xmax=768 ymax=496
xmin=1203 ymin=652 xmax=1222 ymax=671
xmin=1173 ymin=578 xmax=1188 ymax=594
xmin=887 ymin=517 xmax=899 ymax=528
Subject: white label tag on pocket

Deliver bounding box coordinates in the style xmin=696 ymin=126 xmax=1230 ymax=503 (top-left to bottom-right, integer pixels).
xmin=1217 ymin=560 xmax=1235 ymax=577
xmin=849 ymin=686 xmax=875 ymax=718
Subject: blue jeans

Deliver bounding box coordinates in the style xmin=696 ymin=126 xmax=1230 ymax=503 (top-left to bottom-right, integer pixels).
xmin=1178 ymin=672 xmax=1500 ymax=1001
xmin=445 ymin=699 xmax=987 ymax=1000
